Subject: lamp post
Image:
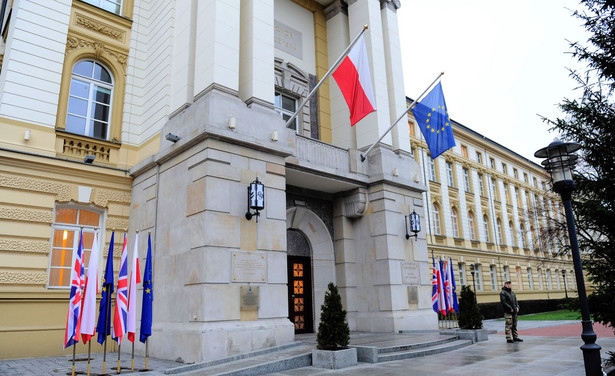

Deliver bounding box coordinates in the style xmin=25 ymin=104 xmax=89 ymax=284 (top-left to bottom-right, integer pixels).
xmin=469 ymin=263 xmax=477 ymax=304
xmin=562 ymin=270 xmax=569 ymax=299
xmin=535 ymin=140 xmax=602 ymax=375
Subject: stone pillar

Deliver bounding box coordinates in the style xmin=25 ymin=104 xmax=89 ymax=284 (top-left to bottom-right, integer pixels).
xmin=239 ymin=0 xmax=275 ymax=107
xmin=194 ymin=0 xmax=240 ymax=97
xmin=169 ymin=0 xmax=197 ymax=114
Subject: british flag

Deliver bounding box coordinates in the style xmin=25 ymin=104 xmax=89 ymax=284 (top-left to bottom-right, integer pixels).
xmin=64 ymin=229 xmax=85 ymax=349
xmin=113 ymin=233 xmax=128 ymax=345
xmin=431 ymin=257 xmax=439 ymax=313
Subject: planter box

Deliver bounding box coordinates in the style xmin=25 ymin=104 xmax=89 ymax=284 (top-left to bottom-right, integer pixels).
xmin=440 ymin=328 xmax=490 ymax=343
xmin=312 ymin=348 xmax=357 ymax=369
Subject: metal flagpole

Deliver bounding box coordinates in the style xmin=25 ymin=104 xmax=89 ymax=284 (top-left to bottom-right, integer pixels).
xmin=145 ymin=340 xmax=149 ymax=370
xmin=117 ymin=344 xmax=121 ymax=374
xmin=131 ymin=342 xmax=135 ymax=371
xmin=284 ymin=25 xmax=369 ymax=129
xmin=360 ymin=72 xmax=444 ymax=162
xmin=420 ymin=148 xmax=434 ymax=244
xmin=87 ymin=341 xmax=91 ymax=376
xmin=72 ymin=345 xmax=76 ymax=376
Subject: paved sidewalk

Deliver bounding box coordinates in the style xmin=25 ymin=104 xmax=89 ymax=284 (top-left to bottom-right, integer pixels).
xmin=1 ymin=319 xmax=614 ymax=376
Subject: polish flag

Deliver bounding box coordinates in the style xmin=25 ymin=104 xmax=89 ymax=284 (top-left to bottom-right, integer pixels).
xmin=126 ymin=232 xmax=141 ymax=343
xmin=332 ymin=34 xmax=376 ymax=126
xmin=79 ymin=232 xmax=100 ymax=343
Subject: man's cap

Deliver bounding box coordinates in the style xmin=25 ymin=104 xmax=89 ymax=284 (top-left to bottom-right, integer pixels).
xmin=505 ymin=280 xmax=512 ymax=284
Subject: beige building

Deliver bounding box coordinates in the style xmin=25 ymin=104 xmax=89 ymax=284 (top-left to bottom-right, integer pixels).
xmin=407 ymin=110 xmax=576 ymax=304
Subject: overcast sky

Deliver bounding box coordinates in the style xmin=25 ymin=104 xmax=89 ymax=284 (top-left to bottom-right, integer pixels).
xmin=397 ymin=0 xmax=589 ymax=163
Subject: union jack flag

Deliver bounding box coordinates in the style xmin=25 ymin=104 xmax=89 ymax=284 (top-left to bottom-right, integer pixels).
xmin=64 ymin=229 xmax=85 ymax=349
xmin=431 ymin=258 xmax=439 ymax=313
xmin=113 ymin=233 xmax=128 ymax=345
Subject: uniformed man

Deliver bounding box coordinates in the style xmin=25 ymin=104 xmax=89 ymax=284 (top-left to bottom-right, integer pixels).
xmin=500 ymin=280 xmax=523 ymax=343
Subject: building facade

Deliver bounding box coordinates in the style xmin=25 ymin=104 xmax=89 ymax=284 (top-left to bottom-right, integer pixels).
xmin=0 ymin=0 xmax=439 ymax=362
xmin=407 ymin=111 xmax=576 ymax=304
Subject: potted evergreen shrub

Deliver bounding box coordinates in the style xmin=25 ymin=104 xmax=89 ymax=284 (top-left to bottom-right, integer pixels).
xmin=455 ymin=286 xmax=489 ymax=342
xmin=312 ymin=282 xmax=357 ymax=369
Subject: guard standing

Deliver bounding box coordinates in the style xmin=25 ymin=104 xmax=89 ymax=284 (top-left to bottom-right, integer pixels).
xmin=500 ymin=280 xmax=523 ymax=343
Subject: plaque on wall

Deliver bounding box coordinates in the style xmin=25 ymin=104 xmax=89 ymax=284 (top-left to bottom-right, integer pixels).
xmin=240 ymin=286 xmax=260 ymax=311
xmin=401 ymin=262 xmax=420 ymax=285
xmin=232 ymin=252 xmax=266 ymax=282
xmin=274 ymin=20 xmax=302 ymax=59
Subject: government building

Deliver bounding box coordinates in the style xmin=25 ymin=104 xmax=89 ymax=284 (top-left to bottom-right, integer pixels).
xmin=0 ymin=0 xmax=574 ymax=362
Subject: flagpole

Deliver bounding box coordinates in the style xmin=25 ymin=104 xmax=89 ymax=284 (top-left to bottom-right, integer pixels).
xmin=102 ymin=230 xmax=114 ymax=374
xmin=145 ymin=339 xmax=149 ymax=370
xmin=117 ymin=344 xmax=121 ymax=374
xmin=360 ymin=72 xmax=444 ymax=162
xmin=72 ymin=345 xmax=76 ymax=376
xmin=87 ymin=341 xmax=91 ymax=376
xmin=284 ymin=25 xmax=369 ymax=129
xmin=131 ymin=342 xmax=135 ymax=371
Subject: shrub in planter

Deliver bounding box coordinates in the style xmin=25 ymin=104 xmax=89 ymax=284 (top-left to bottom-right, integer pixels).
xmin=457 ymin=286 xmax=483 ymax=329
xmin=317 ymin=282 xmax=350 ymax=350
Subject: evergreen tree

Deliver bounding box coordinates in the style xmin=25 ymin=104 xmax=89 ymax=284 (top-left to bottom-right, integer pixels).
xmin=544 ymin=0 xmax=615 ymax=332
xmin=457 ymin=286 xmax=483 ymax=330
xmin=316 ymin=282 xmax=350 ymax=350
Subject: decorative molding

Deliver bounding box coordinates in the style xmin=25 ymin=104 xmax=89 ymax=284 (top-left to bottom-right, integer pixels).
xmin=0 ymin=174 xmax=70 ymax=202
xmin=61 ymin=136 xmax=113 ymax=163
xmin=66 ymin=36 xmax=128 ymax=71
xmin=0 ymin=207 xmax=53 ymax=223
xmin=0 ymin=271 xmax=48 ymax=285
xmin=92 ymin=189 xmax=131 ymax=207
xmin=342 ymin=188 xmax=368 ymax=218
xmin=0 ymin=239 xmax=50 ymax=254
xmin=75 ymin=13 xmax=124 ymax=41
xmin=105 ymin=217 xmax=130 ymax=232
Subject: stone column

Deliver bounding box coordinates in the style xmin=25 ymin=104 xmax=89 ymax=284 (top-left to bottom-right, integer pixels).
xmin=194 ymin=0 xmax=240 ymax=97
xmin=239 ymin=0 xmax=275 ymax=107
xmin=169 ymin=0 xmax=197 ymax=114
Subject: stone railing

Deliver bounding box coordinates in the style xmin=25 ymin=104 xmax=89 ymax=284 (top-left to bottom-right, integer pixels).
xmin=294 ymin=135 xmax=350 ymax=173
xmin=57 ymin=132 xmax=119 ymax=164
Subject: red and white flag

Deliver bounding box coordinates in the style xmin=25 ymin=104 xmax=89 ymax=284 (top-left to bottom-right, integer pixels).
xmin=79 ymin=232 xmax=100 ymax=343
xmin=113 ymin=233 xmax=128 ymax=345
xmin=126 ymin=232 xmax=141 ymax=343
xmin=332 ymin=34 xmax=376 ymax=126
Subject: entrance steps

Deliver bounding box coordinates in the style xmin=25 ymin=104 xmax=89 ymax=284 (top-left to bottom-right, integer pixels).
xmin=165 ymin=332 xmax=477 ymax=375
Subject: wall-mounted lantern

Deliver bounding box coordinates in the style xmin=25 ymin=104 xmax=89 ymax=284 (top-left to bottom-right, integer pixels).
xmin=405 ymin=210 xmax=421 ymax=240
xmin=245 ymin=177 xmax=264 ymax=222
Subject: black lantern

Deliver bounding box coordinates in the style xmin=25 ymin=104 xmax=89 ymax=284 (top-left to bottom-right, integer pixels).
xmin=245 ymin=177 xmax=264 ymax=222
xmin=405 ymin=210 xmax=421 ymax=240
xmin=561 ymin=269 xmax=568 ymax=299
xmin=535 ymin=140 xmax=602 ymax=375
xmin=469 ymin=263 xmax=477 ymax=303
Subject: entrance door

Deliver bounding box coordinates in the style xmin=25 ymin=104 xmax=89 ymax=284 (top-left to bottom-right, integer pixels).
xmin=287 ymin=256 xmax=313 ymax=333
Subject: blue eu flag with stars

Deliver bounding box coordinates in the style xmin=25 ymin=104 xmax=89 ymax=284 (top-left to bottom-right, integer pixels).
xmin=139 ymin=233 xmax=153 ymax=343
xmin=411 ymin=82 xmax=455 ymax=159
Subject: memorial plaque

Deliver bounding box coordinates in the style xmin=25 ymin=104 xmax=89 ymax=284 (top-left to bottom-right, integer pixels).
xmin=240 ymin=286 xmax=259 ymax=311
xmin=274 ymin=20 xmax=302 ymax=59
xmin=232 ymin=252 xmax=266 ymax=282
xmin=408 ymin=286 xmax=418 ymax=304
xmin=401 ymin=262 xmax=420 ymax=285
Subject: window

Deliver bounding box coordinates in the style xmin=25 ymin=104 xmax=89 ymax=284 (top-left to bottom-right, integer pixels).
xmin=476 ymin=151 xmax=483 ymax=164
xmin=533 ymin=177 xmax=537 ymax=187
xmin=547 ymin=269 xmax=553 ymax=290
xmin=446 ymin=162 xmax=455 ymax=188
xmin=513 ymin=168 xmax=518 ymax=179
xmin=48 ymin=207 xmax=102 ymax=288
xmin=66 ymin=60 xmax=113 ymax=140
xmin=463 ymin=168 xmax=471 ymax=192
xmin=514 ymin=187 xmax=520 ymax=205
xmin=501 ymin=163 xmax=507 ymax=174
xmin=409 ymin=120 xmax=415 ymax=137
xmin=496 ymin=218 xmax=504 ymax=245
xmin=523 ymin=173 xmax=528 ymax=183
xmin=432 ymin=203 xmax=441 ymax=235
xmin=490 ymin=265 xmax=497 ymax=290
xmin=503 ymin=266 xmax=510 ymax=283
xmin=503 ymin=183 xmax=510 ymax=205
xmin=520 ymin=225 xmax=527 ymax=248
xmin=490 ymin=178 xmax=498 ymax=200
xmin=483 ymin=214 xmax=490 ymax=242
xmin=275 ymin=92 xmax=297 ymax=131
xmin=83 ymin=0 xmax=122 ymax=15
xmin=538 ymin=268 xmax=544 ymax=290
xmin=527 ymin=268 xmax=534 ymax=290
xmin=478 ymin=174 xmax=485 ymax=196
xmin=428 ymin=158 xmax=437 ymax=182
xmin=555 ymin=270 xmax=561 ymax=289
xmin=475 ymin=264 xmax=483 ymax=291
xmin=461 ymin=145 xmax=468 ymax=158
xmin=516 ymin=266 xmax=523 ymax=290
xmin=468 ymin=211 xmax=476 ymax=240
xmin=530 ymin=226 xmax=537 ymax=249
xmin=489 ymin=157 xmax=495 ymax=169
xmin=451 ymin=207 xmax=460 ymax=238
xmin=508 ymin=221 xmax=516 ymax=246
xmin=458 ymin=263 xmax=466 ymax=287
xmin=410 ymin=147 xmax=415 ymax=159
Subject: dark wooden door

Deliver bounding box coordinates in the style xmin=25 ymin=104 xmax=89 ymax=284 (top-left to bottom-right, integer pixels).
xmin=287 ymin=256 xmax=313 ymax=333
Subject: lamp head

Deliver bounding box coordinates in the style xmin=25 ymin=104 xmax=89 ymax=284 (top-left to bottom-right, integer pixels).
xmin=534 ymin=140 xmax=580 ymax=193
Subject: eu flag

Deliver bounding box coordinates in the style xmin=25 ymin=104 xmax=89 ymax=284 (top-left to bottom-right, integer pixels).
xmin=411 ymin=82 xmax=455 ymax=159
xmin=97 ymin=231 xmax=115 ymax=344
xmin=139 ymin=233 xmax=153 ymax=343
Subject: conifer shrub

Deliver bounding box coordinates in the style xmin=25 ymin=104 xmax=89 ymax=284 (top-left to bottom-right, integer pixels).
xmin=316 ymin=282 xmax=350 ymax=350
xmin=457 ymin=285 xmax=483 ymax=329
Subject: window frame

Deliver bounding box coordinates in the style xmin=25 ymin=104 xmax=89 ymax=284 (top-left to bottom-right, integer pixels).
xmin=446 ymin=161 xmax=455 ymax=188
xmin=483 ymin=214 xmax=491 ymax=243
xmin=468 ymin=211 xmax=476 ymax=241
xmin=451 ymin=207 xmax=460 ymax=238
xmin=428 ymin=157 xmax=437 ymax=182
xmin=275 ymin=91 xmax=298 ymax=133
xmin=432 ymin=202 xmax=442 ymax=236
xmin=462 ymin=168 xmax=471 ymax=192
xmin=82 ymin=0 xmax=123 ymax=15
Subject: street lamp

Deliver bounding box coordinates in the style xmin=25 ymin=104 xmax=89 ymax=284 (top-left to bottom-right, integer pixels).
xmin=535 ymin=140 xmax=602 ymax=375
xmin=562 ymin=270 xmax=569 ymax=299
xmin=469 ymin=263 xmax=477 ymax=304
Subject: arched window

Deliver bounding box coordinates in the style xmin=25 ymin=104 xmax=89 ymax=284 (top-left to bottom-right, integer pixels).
xmin=451 ymin=207 xmax=460 ymax=238
xmin=468 ymin=211 xmax=476 ymax=240
xmin=432 ymin=203 xmax=441 ymax=235
xmin=83 ymin=0 xmax=122 ymax=15
xmin=483 ymin=214 xmax=490 ymax=242
xmin=496 ymin=218 xmax=504 ymax=245
xmin=66 ymin=60 xmax=113 ymax=140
